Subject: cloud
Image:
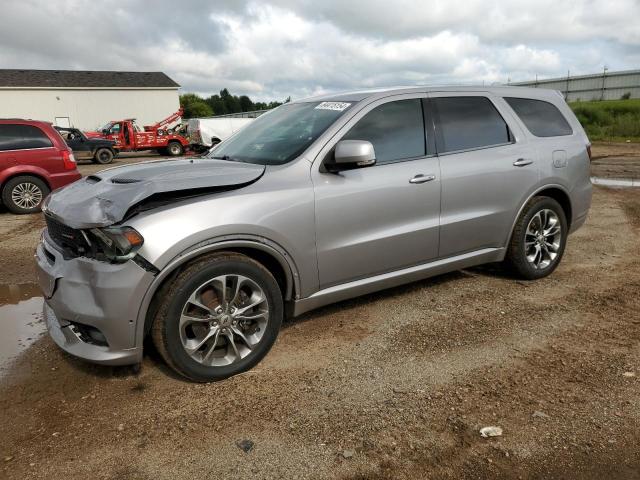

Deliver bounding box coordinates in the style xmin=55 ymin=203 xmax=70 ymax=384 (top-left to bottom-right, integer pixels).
xmin=0 ymin=0 xmax=637 ymax=101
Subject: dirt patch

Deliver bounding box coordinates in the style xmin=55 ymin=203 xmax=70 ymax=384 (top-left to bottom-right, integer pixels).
xmin=591 ymin=141 xmax=640 ymax=179
xmin=1 ymin=166 xmax=640 ymax=478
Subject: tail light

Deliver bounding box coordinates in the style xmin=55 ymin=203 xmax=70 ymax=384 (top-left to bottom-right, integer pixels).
xmin=586 ymin=144 xmax=592 ymax=162
xmin=61 ymin=149 xmax=77 ymax=170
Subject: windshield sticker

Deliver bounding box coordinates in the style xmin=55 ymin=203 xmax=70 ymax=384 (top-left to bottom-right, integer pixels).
xmin=315 ymin=102 xmax=351 ymax=111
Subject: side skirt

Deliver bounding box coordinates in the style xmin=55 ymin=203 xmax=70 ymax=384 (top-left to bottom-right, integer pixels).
xmin=292 ymin=247 xmax=505 ymax=316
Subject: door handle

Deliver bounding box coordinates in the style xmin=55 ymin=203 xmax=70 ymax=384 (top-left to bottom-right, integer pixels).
xmin=513 ymin=158 xmax=533 ymax=167
xmin=409 ymin=174 xmax=436 ymax=184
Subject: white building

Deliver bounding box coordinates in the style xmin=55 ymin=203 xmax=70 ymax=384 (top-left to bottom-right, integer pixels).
xmin=0 ymin=69 xmax=180 ymax=130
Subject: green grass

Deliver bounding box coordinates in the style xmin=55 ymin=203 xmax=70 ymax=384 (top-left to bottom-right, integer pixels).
xmin=569 ymin=98 xmax=640 ymax=142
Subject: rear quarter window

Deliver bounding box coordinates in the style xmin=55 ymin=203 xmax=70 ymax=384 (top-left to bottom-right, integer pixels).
xmin=504 ymin=97 xmax=573 ymax=137
xmin=0 ymin=124 xmax=54 ymax=151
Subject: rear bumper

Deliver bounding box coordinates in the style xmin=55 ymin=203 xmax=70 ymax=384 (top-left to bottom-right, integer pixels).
xmin=49 ymin=170 xmax=82 ymax=190
xmin=569 ymin=181 xmax=592 ymax=234
xmin=35 ymin=233 xmax=155 ymax=366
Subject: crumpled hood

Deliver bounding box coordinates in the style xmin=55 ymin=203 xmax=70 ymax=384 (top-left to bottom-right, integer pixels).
xmin=44 ymin=158 xmax=265 ymax=229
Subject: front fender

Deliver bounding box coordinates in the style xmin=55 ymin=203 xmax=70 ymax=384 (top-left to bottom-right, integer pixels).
xmin=133 ymin=236 xmax=301 ymax=348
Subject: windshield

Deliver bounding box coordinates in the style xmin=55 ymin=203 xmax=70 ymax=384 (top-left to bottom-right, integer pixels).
xmin=99 ymin=122 xmax=113 ymax=132
xmin=208 ymin=101 xmax=354 ymax=165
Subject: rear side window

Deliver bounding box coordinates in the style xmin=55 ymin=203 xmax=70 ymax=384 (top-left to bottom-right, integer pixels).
xmin=0 ymin=124 xmax=53 ymax=151
xmin=432 ymin=96 xmax=511 ymax=153
xmin=342 ymin=99 xmax=426 ymax=164
xmin=504 ymin=97 xmax=573 ymax=137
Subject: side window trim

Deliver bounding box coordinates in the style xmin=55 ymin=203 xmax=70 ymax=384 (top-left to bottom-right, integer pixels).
xmin=432 ymin=140 xmax=516 ymax=157
xmin=428 ymin=94 xmax=516 ymax=156
xmin=422 ymin=98 xmax=437 ymax=156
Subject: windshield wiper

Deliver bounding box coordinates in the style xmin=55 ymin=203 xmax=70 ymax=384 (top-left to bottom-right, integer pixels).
xmin=210 ymin=155 xmax=254 ymax=164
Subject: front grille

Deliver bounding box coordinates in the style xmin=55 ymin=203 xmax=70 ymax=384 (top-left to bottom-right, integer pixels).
xmin=45 ymin=215 xmax=90 ymax=258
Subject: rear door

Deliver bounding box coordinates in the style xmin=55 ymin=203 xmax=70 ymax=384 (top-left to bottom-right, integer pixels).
xmin=0 ymin=124 xmax=19 ymax=169
xmin=428 ymin=93 xmax=537 ymax=257
xmin=312 ymin=94 xmax=441 ymax=288
xmin=0 ymin=124 xmax=59 ymax=171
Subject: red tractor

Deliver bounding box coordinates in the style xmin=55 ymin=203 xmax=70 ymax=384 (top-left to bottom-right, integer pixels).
xmin=86 ymin=109 xmax=190 ymax=156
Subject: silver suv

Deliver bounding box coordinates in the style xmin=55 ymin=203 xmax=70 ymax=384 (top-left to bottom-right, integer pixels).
xmin=36 ymin=86 xmax=592 ymax=381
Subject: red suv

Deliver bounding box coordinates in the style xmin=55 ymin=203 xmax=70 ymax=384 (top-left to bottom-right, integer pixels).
xmin=0 ymin=119 xmax=81 ymax=214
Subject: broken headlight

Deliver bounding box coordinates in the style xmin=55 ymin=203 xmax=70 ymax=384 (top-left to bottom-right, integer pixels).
xmin=89 ymin=226 xmax=144 ymax=262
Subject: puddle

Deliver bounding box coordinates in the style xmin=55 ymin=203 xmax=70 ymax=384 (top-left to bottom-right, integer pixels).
xmin=591 ymin=177 xmax=639 ymax=188
xmin=0 ymin=284 xmax=45 ymax=375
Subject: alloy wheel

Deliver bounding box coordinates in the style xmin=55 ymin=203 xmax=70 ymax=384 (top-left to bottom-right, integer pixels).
xmin=524 ymin=209 xmax=562 ymax=269
xmin=11 ymin=182 xmax=43 ymax=210
xmin=179 ymin=274 xmax=269 ymax=366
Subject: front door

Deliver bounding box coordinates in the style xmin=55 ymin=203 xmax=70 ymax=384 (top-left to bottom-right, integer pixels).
xmin=429 ymin=93 xmax=538 ymax=257
xmin=64 ymin=130 xmax=92 ymax=160
xmin=312 ymin=95 xmax=441 ymax=289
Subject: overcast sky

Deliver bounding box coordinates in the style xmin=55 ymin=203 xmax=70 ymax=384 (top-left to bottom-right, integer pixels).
xmin=1 ymin=0 xmax=638 ymax=101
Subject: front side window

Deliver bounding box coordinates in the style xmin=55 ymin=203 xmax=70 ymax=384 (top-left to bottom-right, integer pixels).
xmin=342 ymin=99 xmax=426 ymax=164
xmin=210 ymin=101 xmax=354 ymax=165
xmin=504 ymin=97 xmax=573 ymax=137
xmin=432 ymin=96 xmax=511 ymax=154
xmin=0 ymin=124 xmax=53 ymax=151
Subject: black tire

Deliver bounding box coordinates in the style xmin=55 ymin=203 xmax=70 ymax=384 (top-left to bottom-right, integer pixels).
xmin=151 ymin=252 xmax=283 ymax=382
xmin=505 ymin=196 xmax=568 ymax=280
xmin=166 ymin=141 xmax=184 ymax=156
xmin=94 ymin=148 xmax=114 ymax=164
xmin=1 ymin=176 xmax=50 ymax=214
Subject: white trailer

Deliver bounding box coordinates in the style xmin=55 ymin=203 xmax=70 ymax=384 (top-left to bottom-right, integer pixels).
xmin=187 ymin=117 xmax=254 ymax=148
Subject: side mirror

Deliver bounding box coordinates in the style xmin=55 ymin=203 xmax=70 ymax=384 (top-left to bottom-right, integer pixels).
xmin=331 ymin=140 xmax=376 ymax=170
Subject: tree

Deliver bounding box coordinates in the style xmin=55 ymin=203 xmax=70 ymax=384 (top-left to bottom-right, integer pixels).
xmin=220 ymin=89 xmax=241 ymax=113
xmin=239 ymin=95 xmax=254 ymax=112
xmin=206 ymin=94 xmax=227 ymax=115
xmin=181 ymin=89 xmax=285 ymax=118
xmin=180 ymin=93 xmax=213 ymax=118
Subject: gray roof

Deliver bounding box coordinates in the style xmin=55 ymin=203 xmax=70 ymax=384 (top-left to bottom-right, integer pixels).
xmin=0 ymin=69 xmax=180 ymax=88
xmin=295 ymin=84 xmax=562 ymax=103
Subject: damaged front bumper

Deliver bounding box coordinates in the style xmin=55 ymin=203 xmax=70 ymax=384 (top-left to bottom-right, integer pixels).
xmin=35 ymin=232 xmax=156 ymax=366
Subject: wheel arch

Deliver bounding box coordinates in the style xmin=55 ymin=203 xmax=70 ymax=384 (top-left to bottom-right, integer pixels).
xmin=136 ymin=238 xmax=299 ymax=344
xmin=538 ymin=187 xmax=573 ymax=228
xmin=94 ymin=145 xmax=115 ymax=153
xmin=0 ymin=170 xmax=51 ymax=194
xmin=506 ymin=184 xmax=573 ymax=247
xmin=93 ymin=146 xmax=115 ymax=159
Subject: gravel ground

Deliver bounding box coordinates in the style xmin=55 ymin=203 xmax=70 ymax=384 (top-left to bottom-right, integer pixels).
xmin=1 ymin=144 xmax=639 ymax=479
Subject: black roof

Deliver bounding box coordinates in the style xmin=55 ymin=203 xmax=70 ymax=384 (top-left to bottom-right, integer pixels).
xmin=0 ymin=69 xmax=180 ymax=88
